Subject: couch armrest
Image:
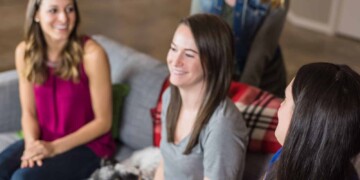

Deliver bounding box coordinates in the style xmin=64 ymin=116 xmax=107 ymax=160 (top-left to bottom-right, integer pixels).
xmin=0 ymin=70 xmax=21 ymax=133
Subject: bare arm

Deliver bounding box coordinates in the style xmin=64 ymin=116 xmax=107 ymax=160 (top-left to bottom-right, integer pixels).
xmin=154 ymin=158 xmax=164 ymax=180
xmin=15 ymin=42 xmax=40 ymax=150
xmin=15 ymin=42 xmax=43 ymax=167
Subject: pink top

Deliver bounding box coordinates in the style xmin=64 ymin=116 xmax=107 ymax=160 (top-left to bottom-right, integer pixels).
xmin=33 ymin=38 xmax=115 ymax=158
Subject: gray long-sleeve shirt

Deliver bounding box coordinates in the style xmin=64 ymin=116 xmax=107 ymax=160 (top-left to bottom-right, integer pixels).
xmin=160 ymin=89 xmax=249 ymax=180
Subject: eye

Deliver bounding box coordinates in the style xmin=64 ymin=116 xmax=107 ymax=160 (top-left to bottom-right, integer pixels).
xmin=65 ymin=6 xmax=75 ymax=13
xmin=185 ymin=53 xmax=195 ymax=58
xmin=170 ymin=47 xmax=177 ymax=52
xmin=48 ymin=8 xmax=58 ymax=14
xmin=184 ymin=50 xmax=196 ymax=58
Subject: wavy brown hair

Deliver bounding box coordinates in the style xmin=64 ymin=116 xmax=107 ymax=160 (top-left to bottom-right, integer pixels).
xmin=23 ymin=0 xmax=83 ymax=84
xmin=166 ymin=14 xmax=234 ymax=154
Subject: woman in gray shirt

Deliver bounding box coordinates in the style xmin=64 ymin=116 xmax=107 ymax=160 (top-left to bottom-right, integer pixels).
xmin=154 ymin=14 xmax=248 ymax=180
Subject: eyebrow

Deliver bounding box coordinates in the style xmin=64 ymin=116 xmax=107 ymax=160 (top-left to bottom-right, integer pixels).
xmin=185 ymin=49 xmax=198 ymax=54
xmin=47 ymin=3 xmax=74 ymax=8
xmin=171 ymin=42 xmax=199 ymax=54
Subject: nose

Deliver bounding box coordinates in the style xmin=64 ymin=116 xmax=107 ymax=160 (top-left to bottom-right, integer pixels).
xmin=172 ymin=53 xmax=183 ymax=67
xmin=58 ymin=11 xmax=68 ymax=23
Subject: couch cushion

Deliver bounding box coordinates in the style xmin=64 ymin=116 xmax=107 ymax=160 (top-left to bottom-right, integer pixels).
xmin=92 ymin=35 xmax=161 ymax=84
xmin=0 ymin=70 xmax=21 ymax=133
xmin=114 ymin=144 xmax=136 ymax=162
xmin=93 ymin=35 xmax=169 ymax=150
xmin=119 ymin=65 xmax=168 ymax=150
xmin=0 ymin=132 xmax=21 ymax=153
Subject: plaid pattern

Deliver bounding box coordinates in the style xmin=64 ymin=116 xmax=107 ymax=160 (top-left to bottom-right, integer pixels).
xmin=151 ymin=78 xmax=282 ymax=153
xmin=230 ymin=82 xmax=282 ymax=153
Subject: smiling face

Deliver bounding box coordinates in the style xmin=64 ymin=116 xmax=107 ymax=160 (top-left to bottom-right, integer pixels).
xmin=275 ymin=79 xmax=295 ymax=145
xmin=35 ymin=0 xmax=76 ymax=43
xmin=167 ymin=24 xmax=205 ymax=91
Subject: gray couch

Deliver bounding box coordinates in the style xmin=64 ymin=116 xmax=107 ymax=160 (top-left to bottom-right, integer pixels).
xmin=0 ymin=35 xmax=272 ymax=179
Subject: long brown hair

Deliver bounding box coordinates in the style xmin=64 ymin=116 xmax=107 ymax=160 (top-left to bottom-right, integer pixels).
xmin=166 ymin=14 xmax=235 ymax=154
xmin=23 ymin=0 xmax=83 ymax=84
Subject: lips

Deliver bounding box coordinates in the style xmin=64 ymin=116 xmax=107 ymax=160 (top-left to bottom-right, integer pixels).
xmin=171 ymin=68 xmax=187 ymax=75
xmin=54 ymin=25 xmax=68 ymax=31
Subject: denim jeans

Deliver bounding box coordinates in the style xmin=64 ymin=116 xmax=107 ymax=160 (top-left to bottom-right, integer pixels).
xmin=191 ymin=0 xmax=269 ymax=77
xmin=0 ymin=140 xmax=100 ymax=180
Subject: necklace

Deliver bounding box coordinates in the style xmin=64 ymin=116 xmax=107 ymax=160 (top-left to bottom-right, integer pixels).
xmin=46 ymin=61 xmax=60 ymax=68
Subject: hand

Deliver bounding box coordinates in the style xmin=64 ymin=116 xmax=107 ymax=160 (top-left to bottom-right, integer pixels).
xmin=21 ymin=140 xmax=42 ymax=168
xmin=21 ymin=159 xmax=42 ymax=168
xmin=225 ymin=0 xmax=236 ymax=7
xmin=21 ymin=140 xmax=55 ymax=167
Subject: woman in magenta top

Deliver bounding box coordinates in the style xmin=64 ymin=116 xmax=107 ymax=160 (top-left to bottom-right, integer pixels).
xmin=0 ymin=0 xmax=115 ymax=179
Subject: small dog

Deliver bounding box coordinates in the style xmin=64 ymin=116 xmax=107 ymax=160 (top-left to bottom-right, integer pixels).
xmin=89 ymin=147 xmax=161 ymax=180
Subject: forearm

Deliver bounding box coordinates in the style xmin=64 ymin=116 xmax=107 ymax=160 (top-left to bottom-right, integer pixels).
xmin=51 ymin=118 xmax=111 ymax=156
xmin=21 ymin=116 xmax=40 ymax=148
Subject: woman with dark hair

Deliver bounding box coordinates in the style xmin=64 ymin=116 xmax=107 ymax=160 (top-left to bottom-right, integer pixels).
xmin=0 ymin=0 xmax=115 ymax=179
xmin=266 ymin=62 xmax=360 ymax=180
xmin=154 ymin=14 xmax=248 ymax=180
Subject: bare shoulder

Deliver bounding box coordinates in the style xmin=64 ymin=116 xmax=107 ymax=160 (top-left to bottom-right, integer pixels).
xmin=15 ymin=41 xmax=26 ymax=70
xmin=15 ymin=41 xmax=26 ymax=59
xmin=82 ymin=38 xmax=110 ymax=76
xmin=83 ymin=38 xmax=107 ymax=60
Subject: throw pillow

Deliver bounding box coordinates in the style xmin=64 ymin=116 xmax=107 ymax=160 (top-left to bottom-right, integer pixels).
xmin=152 ymin=78 xmax=282 ymax=153
xmin=112 ymin=84 xmax=130 ymax=140
xmin=229 ymin=81 xmax=282 ymax=153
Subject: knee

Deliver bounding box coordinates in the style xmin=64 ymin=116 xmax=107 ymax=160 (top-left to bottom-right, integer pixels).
xmin=11 ymin=169 xmax=36 ymax=180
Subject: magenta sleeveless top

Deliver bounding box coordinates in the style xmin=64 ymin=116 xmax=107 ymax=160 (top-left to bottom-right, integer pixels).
xmin=33 ymin=38 xmax=115 ymax=158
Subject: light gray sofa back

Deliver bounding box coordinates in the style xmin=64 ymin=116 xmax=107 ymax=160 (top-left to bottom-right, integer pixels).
xmin=0 ymin=70 xmax=21 ymax=133
xmin=93 ymin=35 xmax=169 ymax=151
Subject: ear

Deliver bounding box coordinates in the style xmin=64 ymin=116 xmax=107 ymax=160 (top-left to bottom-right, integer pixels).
xmin=34 ymin=12 xmax=40 ymax=22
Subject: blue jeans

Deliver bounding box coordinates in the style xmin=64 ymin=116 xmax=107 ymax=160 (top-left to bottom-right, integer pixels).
xmin=0 ymin=140 xmax=100 ymax=180
xmin=191 ymin=0 xmax=269 ymax=76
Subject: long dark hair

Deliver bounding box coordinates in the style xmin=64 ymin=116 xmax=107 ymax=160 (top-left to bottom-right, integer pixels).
xmin=268 ymin=62 xmax=360 ymax=179
xmin=166 ymin=14 xmax=235 ymax=154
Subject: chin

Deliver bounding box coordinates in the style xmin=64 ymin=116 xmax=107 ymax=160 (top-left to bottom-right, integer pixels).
xmin=169 ymin=79 xmax=182 ymax=87
xmin=53 ymin=35 xmax=70 ymax=42
xmin=274 ymin=130 xmax=284 ymax=146
xmin=52 ymin=31 xmax=72 ymax=39
xmin=169 ymin=76 xmax=185 ymax=86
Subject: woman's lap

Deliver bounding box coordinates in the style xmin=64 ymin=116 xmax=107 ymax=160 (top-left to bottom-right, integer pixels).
xmin=0 ymin=140 xmax=100 ymax=180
